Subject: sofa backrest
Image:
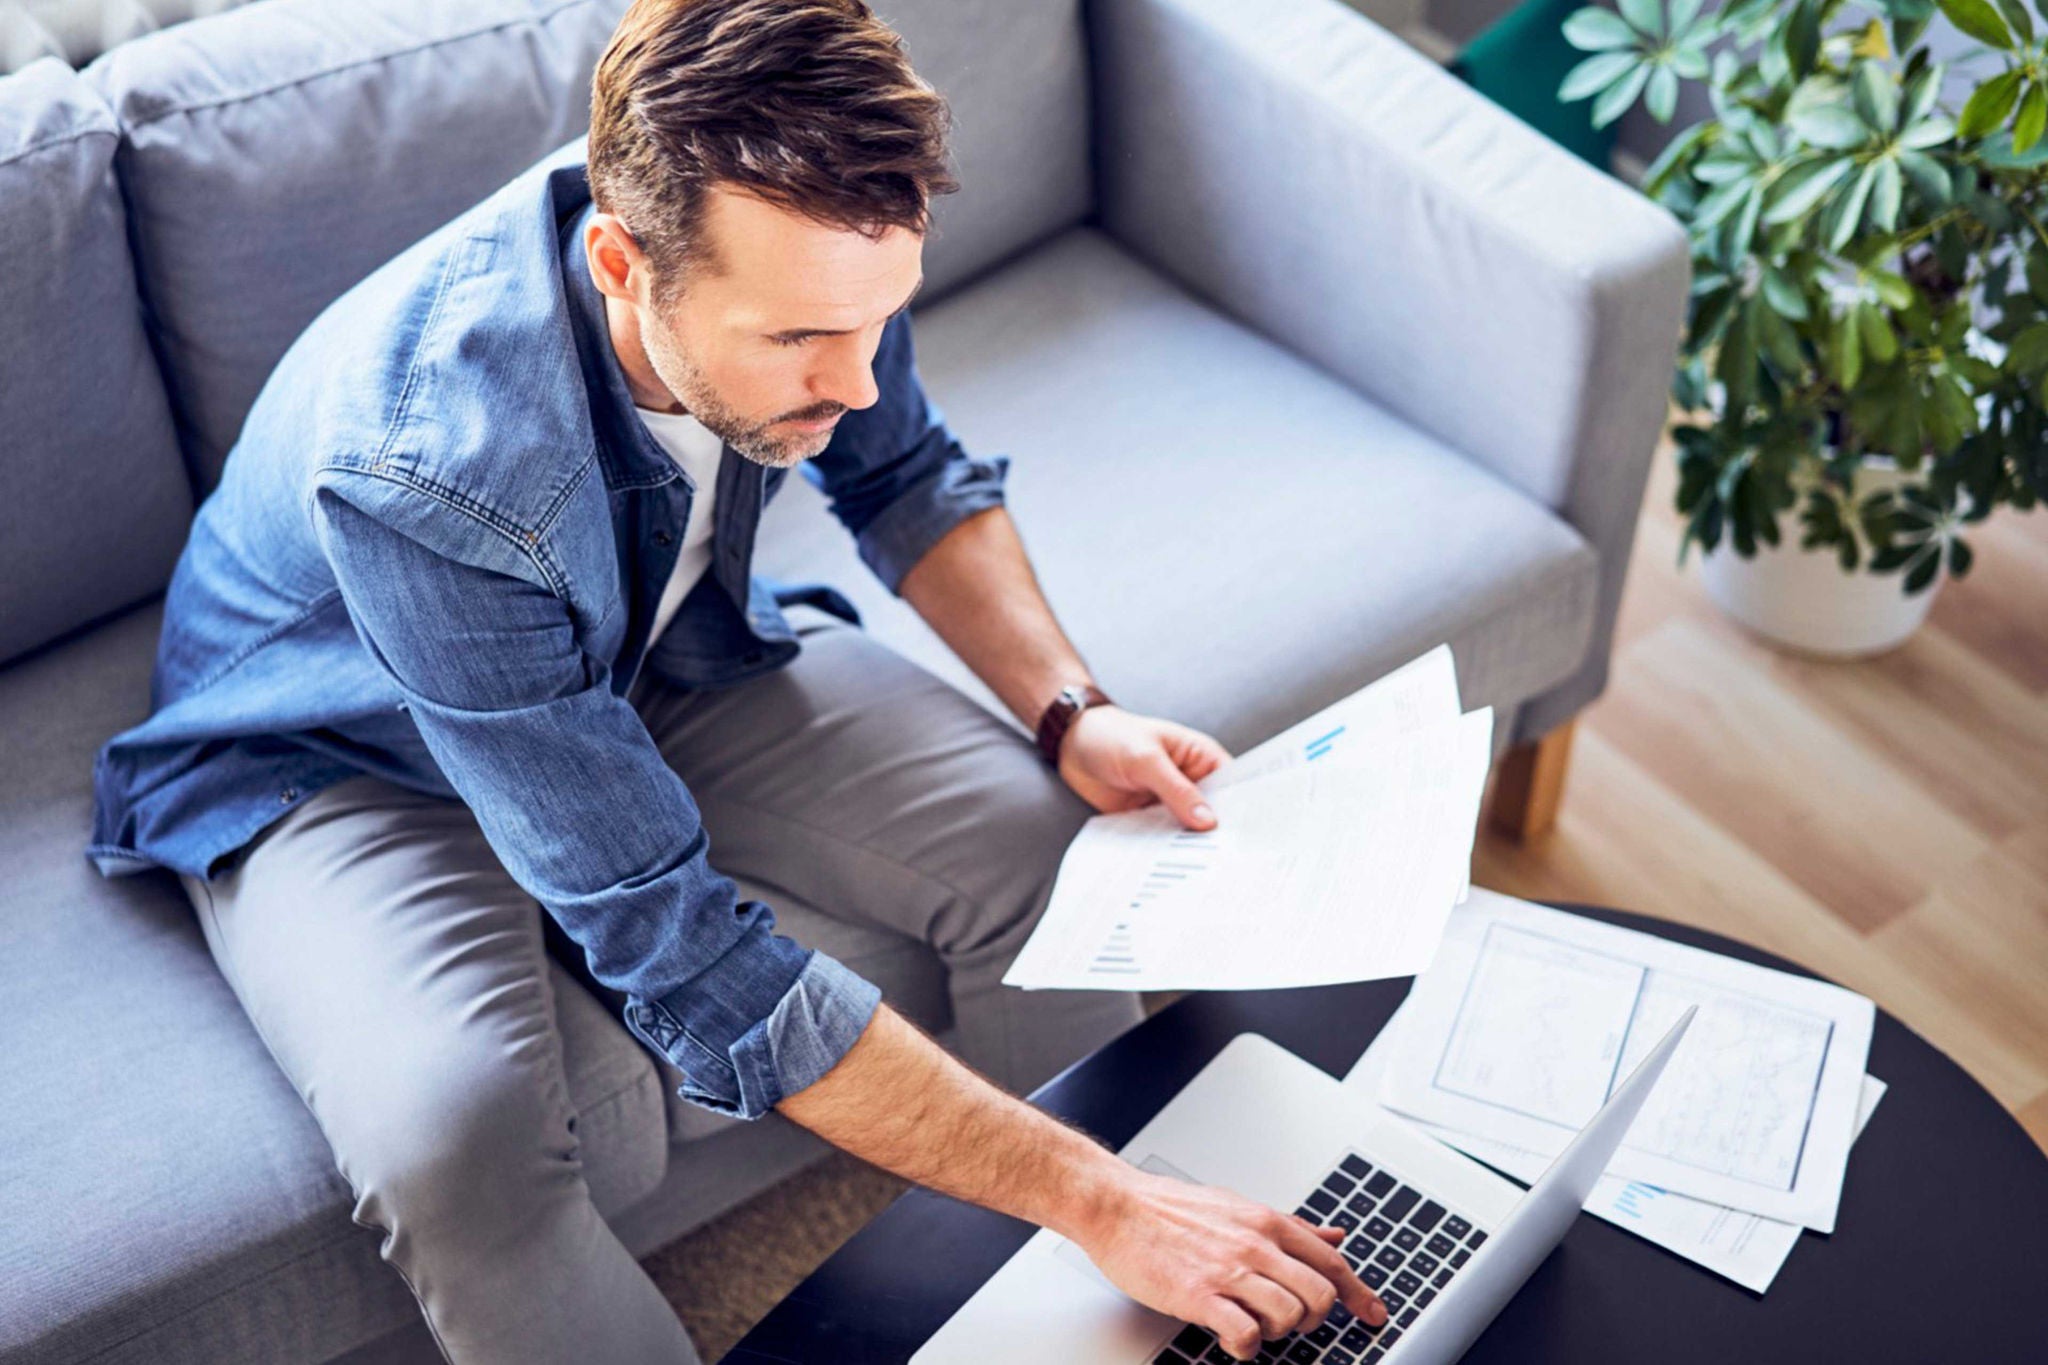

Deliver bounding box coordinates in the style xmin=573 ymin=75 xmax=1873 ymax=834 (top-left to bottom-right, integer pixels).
xmin=87 ymin=0 xmax=1095 ymax=497
xmin=0 ymin=58 xmax=191 ymax=668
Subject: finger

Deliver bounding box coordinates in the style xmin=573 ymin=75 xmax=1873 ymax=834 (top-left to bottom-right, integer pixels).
xmin=1289 ymin=1219 xmax=1388 ymax=1325
xmin=1184 ymin=729 xmax=1233 ymax=781
xmin=1229 ymin=1271 xmax=1308 ymax=1340
xmin=1140 ymin=746 xmax=1216 ymax=830
xmin=1252 ymin=1245 xmax=1338 ymax=1335
xmin=1164 ymin=725 xmax=1232 ymax=786
xmin=1198 ymin=1297 xmax=1264 ymax=1362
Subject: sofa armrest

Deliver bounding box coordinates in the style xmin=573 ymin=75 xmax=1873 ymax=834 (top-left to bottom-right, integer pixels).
xmin=1088 ymin=0 xmax=1690 ymax=737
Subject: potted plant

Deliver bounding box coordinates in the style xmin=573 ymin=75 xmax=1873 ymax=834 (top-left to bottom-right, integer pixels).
xmin=1558 ymin=0 xmax=2048 ymax=654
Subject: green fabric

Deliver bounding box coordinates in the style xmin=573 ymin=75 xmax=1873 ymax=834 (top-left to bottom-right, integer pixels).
xmin=1449 ymin=0 xmax=1620 ymax=168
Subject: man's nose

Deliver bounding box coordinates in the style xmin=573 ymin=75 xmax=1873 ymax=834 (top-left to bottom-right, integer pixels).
xmin=813 ymin=339 xmax=882 ymax=413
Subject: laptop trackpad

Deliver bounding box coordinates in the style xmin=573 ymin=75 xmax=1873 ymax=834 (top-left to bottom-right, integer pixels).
xmin=1051 ymin=1153 xmax=1200 ymax=1291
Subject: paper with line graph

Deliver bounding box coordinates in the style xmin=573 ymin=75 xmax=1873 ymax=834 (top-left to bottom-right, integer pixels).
xmin=1376 ymin=890 xmax=1875 ymax=1231
xmin=1344 ymin=997 xmax=1887 ymax=1292
xmin=1001 ymin=701 xmax=1493 ymax=992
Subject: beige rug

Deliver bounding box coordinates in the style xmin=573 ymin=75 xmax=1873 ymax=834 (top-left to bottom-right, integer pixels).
xmin=638 ymin=1151 xmax=910 ymax=1362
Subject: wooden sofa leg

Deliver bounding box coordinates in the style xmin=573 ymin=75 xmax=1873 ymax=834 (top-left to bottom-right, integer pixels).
xmin=1488 ymin=719 xmax=1577 ymax=843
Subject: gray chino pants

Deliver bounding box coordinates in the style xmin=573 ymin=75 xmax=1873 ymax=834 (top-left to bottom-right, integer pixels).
xmin=177 ymin=608 xmax=1143 ymax=1364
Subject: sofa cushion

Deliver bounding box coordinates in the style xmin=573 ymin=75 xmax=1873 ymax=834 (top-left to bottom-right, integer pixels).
xmin=0 ymin=602 xmax=670 ymax=1365
xmin=0 ymin=58 xmax=189 ymax=667
xmin=758 ymin=226 xmax=1602 ymax=755
xmin=89 ymin=0 xmax=1092 ymax=496
xmin=87 ymin=0 xmax=635 ymax=494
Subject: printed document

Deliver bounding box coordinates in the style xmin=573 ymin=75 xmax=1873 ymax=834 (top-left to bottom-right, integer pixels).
xmin=1375 ymin=890 xmax=1875 ymax=1231
xmin=1002 ymin=647 xmax=1490 ymax=991
xmin=1345 ymin=1000 xmax=1886 ymax=1292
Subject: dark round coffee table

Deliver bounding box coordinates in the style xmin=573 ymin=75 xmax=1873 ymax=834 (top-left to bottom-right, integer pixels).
xmin=728 ymin=904 xmax=2048 ymax=1363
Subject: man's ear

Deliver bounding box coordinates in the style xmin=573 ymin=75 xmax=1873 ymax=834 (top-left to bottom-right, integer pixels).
xmin=584 ymin=212 xmax=646 ymax=305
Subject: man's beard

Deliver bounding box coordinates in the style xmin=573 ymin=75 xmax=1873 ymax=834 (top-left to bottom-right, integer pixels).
xmin=640 ymin=310 xmax=840 ymax=469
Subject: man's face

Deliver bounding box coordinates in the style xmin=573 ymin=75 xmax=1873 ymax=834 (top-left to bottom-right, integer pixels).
xmin=589 ymin=184 xmax=925 ymax=469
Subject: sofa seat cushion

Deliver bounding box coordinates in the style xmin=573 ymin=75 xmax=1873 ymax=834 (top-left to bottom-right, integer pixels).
xmin=757 ymin=226 xmax=1601 ymax=756
xmin=0 ymin=603 xmax=670 ymax=1365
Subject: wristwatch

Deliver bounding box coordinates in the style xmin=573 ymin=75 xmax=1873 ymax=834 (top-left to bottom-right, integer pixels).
xmin=1035 ymin=683 xmax=1114 ymax=767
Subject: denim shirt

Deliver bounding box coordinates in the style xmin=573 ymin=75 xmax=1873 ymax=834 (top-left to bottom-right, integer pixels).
xmin=86 ymin=157 xmax=1011 ymax=1119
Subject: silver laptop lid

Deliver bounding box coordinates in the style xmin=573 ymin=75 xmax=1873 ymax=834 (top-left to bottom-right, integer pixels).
xmin=1382 ymin=1004 xmax=1699 ymax=1365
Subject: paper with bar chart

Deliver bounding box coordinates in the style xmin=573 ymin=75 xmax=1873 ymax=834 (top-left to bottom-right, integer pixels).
xmin=1002 ymin=647 xmax=1492 ymax=992
xmin=1376 ymin=890 xmax=1876 ymax=1231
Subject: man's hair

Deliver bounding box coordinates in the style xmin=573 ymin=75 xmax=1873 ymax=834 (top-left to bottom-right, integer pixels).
xmin=588 ymin=0 xmax=957 ymax=298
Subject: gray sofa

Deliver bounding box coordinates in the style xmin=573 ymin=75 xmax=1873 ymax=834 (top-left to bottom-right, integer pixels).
xmin=0 ymin=0 xmax=1687 ymax=1360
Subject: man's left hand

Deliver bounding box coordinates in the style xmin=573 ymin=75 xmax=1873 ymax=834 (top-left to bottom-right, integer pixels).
xmin=1057 ymin=706 xmax=1232 ymax=830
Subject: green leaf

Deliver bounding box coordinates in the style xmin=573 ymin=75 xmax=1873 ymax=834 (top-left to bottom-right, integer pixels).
xmin=1786 ymin=0 xmax=1823 ymax=75
xmin=1647 ymin=63 xmax=1680 ymax=122
xmin=1897 ymin=115 xmax=1956 ymax=149
xmin=2014 ymin=82 xmax=2047 ymax=154
xmin=1765 ymin=157 xmax=1854 ymax=222
xmin=1902 ymin=63 xmax=1944 ymax=128
xmin=1695 ymin=153 xmax=1760 ymax=183
xmin=1761 ymin=262 xmax=1810 ymax=318
xmin=1834 ymin=305 xmax=1864 ymax=387
xmin=1858 ymin=300 xmax=1899 ymax=362
xmin=1991 ymin=0 xmax=2036 ymax=42
xmin=1591 ymin=61 xmax=1653 ymax=127
xmin=1898 ymin=149 xmax=1953 ymax=204
xmin=1948 ymin=536 xmax=1974 ymax=577
xmin=1938 ymin=0 xmax=2015 ymax=48
xmin=1791 ymin=103 xmax=1873 ymax=150
xmin=1672 ymin=44 xmax=1710 ymax=80
xmin=1831 ymin=161 xmax=1881 ymax=250
xmin=1693 ymin=175 xmax=1754 ymax=230
xmin=1853 ymin=62 xmax=1900 ymax=132
xmin=2009 ymin=321 xmax=2048 ymax=371
xmin=1561 ymin=50 xmax=1643 ymax=102
xmin=1904 ymin=545 xmax=1942 ymax=593
xmin=1562 ymin=8 xmax=1641 ymax=49
xmin=1642 ymin=122 xmax=1712 ymax=196
xmin=1869 ymin=156 xmax=1904 ymax=230
xmin=1978 ymin=129 xmax=2048 ymax=166
xmin=1669 ymin=0 xmax=1705 ymax=36
xmin=1960 ymin=69 xmax=2025 ymax=139
xmin=1618 ymin=0 xmax=1663 ymax=38
xmin=1867 ymin=267 xmax=1914 ymax=309
xmin=1727 ymin=183 xmax=1766 ymax=261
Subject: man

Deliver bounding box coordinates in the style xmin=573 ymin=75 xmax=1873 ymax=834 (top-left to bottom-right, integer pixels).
xmin=87 ymin=1 xmax=1384 ymax=1359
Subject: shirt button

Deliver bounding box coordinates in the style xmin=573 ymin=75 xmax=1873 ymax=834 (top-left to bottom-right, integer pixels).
xmin=653 ymin=531 xmax=673 ymax=546
xmin=278 ymin=788 xmax=298 ymax=805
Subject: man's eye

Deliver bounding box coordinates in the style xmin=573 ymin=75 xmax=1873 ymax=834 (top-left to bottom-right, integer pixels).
xmin=770 ymin=334 xmax=812 ymax=348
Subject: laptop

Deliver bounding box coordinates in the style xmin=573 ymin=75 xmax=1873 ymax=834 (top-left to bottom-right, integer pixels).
xmin=915 ymin=1005 xmax=1696 ymax=1365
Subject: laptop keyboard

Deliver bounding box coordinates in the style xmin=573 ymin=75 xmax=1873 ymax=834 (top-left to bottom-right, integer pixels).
xmin=1149 ymin=1151 xmax=1490 ymax=1365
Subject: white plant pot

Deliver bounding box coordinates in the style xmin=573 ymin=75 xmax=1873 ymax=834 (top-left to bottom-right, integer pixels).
xmin=1696 ymin=462 xmax=1943 ymax=659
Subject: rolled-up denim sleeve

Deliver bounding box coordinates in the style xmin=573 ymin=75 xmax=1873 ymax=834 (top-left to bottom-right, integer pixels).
xmin=800 ymin=308 xmax=1009 ymax=593
xmin=312 ymin=486 xmax=882 ymax=1119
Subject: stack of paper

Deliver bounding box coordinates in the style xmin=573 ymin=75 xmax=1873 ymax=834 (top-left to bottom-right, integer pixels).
xmin=1003 ymin=646 xmax=1491 ymax=991
xmin=1343 ymin=890 xmax=1886 ymax=1292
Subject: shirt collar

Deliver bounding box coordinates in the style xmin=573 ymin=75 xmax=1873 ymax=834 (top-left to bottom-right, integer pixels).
xmin=556 ymin=185 xmax=688 ymax=491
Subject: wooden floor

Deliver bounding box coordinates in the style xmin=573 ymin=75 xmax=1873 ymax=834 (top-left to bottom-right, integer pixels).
xmin=1475 ymin=440 xmax=2048 ymax=1155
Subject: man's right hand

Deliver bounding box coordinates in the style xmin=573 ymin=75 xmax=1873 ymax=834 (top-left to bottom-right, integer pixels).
xmin=777 ymin=1005 xmax=1387 ymax=1361
xmin=1070 ymin=1166 xmax=1388 ymax=1361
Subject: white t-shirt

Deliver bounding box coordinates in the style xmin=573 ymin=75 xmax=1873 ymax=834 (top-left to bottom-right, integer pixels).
xmin=636 ymin=405 xmax=726 ymax=643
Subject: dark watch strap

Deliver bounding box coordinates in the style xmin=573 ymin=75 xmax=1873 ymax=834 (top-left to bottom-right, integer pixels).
xmin=1035 ymin=683 xmax=1113 ymax=767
